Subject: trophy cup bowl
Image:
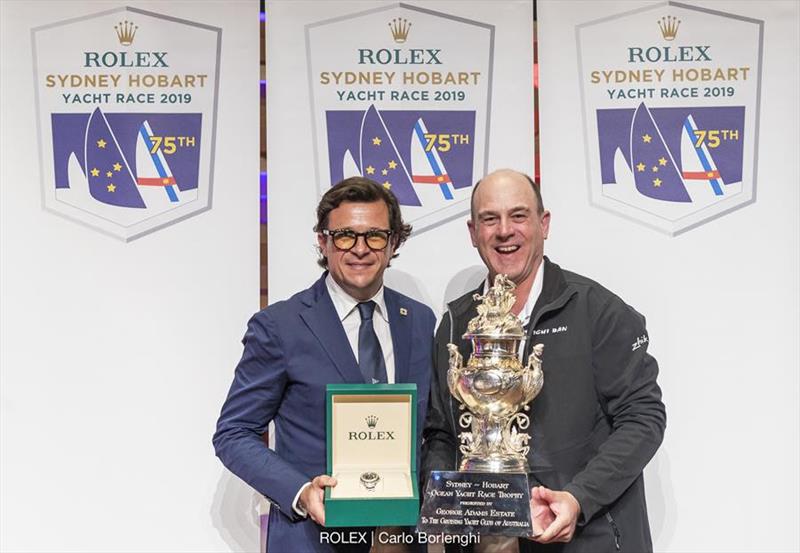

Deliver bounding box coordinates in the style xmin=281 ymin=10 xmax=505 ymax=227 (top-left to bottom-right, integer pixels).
xmin=451 ymin=336 xmax=530 ymax=419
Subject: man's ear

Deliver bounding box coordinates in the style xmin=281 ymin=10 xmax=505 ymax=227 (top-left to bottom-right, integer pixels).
xmin=317 ymin=232 xmax=327 ymax=255
xmin=540 ymin=210 xmax=551 ymax=240
xmin=467 ymin=218 xmax=478 ymax=248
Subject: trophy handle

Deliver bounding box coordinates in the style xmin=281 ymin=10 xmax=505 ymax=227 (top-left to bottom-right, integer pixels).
xmin=502 ymin=412 xmax=531 ymax=457
xmin=458 ymin=413 xmax=475 ymax=456
xmin=446 ymin=343 xmax=464 ymax=404
xmin=524 ymin=343 xmax=545 ymax=402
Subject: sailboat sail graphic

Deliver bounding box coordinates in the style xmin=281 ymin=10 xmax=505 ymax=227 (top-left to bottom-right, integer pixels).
xmin=410 ymin=118 xmax=455 ymax=203
xmin=134 ymin=120 xmax=198 ymax=208
xmin=680 ymin=114 xmax=724 ymax=198
xmin=358 ymin=105 xmax=416 ymax=201
xmin=83 ymin=107 xmax=143 ymax=207
xmin=342 ymin=149 xmax=360 ymax=180
xmin=612 ymin=147 xmax=635 ymax=190
xmin=630 ymin=103 xmax=690 ymax=203
xmin=136 ymin=121 xmax=178 ymax=202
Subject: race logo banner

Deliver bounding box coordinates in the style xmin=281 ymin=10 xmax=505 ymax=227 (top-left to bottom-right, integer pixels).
xmin=577 ymin=2 xmax=763 ymax=235
xmin=307 ymin=4 xmax=493 ymax=233
xmin=33 ymin=7 xmax=221 ymax=241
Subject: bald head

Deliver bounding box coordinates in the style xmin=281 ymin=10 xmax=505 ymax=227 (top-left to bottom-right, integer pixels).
xmin=470 ymin=169 xmax=544 ymax=221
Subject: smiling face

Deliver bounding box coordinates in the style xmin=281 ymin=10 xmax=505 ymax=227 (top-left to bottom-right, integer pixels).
xmin=317 ymin=201 xmax=394 ymax=301
xmin=468 ymin=170 xmax=550 ymax=292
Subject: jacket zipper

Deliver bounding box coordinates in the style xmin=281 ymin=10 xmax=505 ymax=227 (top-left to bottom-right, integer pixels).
xmin=605 ymin=512 xmax=621 ymax=551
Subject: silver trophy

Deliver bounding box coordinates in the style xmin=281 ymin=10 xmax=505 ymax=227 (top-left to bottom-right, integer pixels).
xmin=447 ymin=274 xmax=544 ymax=473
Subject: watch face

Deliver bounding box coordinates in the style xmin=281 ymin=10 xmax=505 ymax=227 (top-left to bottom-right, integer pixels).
xmin=360 ymin=471 xmax=380 ymax=490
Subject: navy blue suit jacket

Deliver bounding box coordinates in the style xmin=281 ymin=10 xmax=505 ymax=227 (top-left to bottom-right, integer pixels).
xmin=214 ymin=273 xmax=435 ymax=552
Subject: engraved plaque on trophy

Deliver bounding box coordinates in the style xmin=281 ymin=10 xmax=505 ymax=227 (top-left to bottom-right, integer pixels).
xmin=419 ymin=275 xmax=544 ymax=537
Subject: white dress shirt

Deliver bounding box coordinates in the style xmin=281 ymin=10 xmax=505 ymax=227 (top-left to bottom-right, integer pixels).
xmin=517 ymin=262 xmax=544 ymax=328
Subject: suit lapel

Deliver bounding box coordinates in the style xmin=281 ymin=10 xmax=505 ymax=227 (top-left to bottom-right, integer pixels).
xmin=385 ymin=289 xmax=412 ymax=384
xmin=299 ymin=275 xmax=365 ymax=384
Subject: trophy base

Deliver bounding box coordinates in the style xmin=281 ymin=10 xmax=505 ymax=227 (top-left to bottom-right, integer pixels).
xmin=418 ymin=471 xmax=532 ymax=537
xmin=460 ymin=455 xmax=529 ymax=473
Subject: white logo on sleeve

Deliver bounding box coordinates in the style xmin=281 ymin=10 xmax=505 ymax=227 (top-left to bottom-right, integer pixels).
xmin=631 ymin=334 xmax=649 ymax=351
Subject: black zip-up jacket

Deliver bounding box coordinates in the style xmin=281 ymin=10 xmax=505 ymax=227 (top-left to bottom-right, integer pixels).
xmin=422 ymin=257 xmax=666 ymax=552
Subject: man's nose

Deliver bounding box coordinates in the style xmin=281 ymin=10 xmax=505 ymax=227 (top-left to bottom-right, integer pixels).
xmin=496 ymin=217 xmax=514 ymax=238
xmin=351 ymin=234 xmax=371 ymax=255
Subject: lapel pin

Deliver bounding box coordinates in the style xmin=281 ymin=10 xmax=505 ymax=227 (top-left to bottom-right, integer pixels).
xmin=399 ymin=307 xmax=408 ymax=316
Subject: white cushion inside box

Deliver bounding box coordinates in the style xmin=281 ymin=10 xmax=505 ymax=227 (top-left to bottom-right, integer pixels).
xmin=330 ymin=469 xmax=413 ymax=499
xmin=330 ymin=394 xmax=413 ymax=499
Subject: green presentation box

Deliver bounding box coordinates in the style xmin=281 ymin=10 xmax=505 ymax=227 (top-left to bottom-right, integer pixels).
xmin=324 ymin=383 xmax=418 ymax=527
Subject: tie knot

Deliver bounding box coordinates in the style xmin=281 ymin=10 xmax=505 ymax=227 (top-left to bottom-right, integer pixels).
xmin=357 ymin=301 xmax=376 ymax=321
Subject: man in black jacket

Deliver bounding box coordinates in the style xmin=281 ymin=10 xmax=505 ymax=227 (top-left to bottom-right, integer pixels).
xmin=422 ymin=169 xmax=666 ymax=552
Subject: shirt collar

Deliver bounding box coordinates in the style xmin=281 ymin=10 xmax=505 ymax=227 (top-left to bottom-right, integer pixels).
xmin=325 ymin=272 xmax=388 ymax=323
xmin=482 ymin=263 xmax=544 ymax=327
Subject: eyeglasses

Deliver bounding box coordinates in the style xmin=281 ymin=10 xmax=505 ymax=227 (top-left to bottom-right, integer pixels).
xmin=321 ymin=228 xmax=393 ymax=251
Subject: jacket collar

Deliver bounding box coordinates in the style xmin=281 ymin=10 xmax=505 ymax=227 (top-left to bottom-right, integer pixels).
xmin=531 ymin=257 xmax=570 ymax=318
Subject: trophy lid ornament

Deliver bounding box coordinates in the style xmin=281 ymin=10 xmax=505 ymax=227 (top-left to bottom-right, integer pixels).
xmin=465 ymin=274 xmax=525 ymax=339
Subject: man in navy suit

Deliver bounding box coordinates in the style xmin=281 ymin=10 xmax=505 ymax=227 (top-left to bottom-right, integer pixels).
xmin=214 ymin=177 xmax=435 ymax=552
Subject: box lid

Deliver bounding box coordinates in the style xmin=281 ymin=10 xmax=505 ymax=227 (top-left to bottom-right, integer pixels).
xmin=326 ymin=384 xmax=417 ymax=474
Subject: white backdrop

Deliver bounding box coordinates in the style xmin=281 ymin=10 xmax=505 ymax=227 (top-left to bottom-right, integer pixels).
xmin=0 ymin=1 xmax=261 ymax=551
xmin=538 ymin=1 xmax=799 ymax=552
xmin=2 ymin=0 xmax=797 ymax=552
